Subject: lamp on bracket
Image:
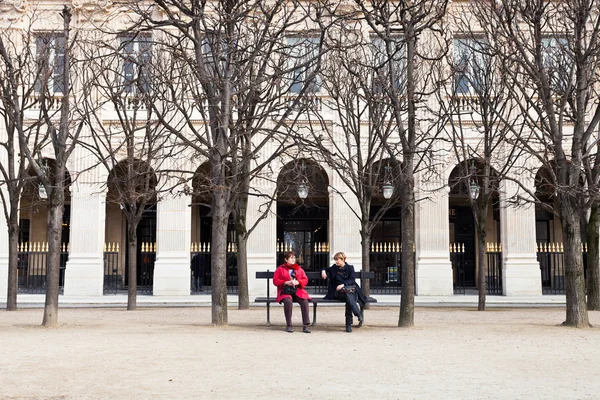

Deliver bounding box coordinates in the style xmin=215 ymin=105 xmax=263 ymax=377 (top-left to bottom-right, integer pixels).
xmin=382 ymin=164 xmax=394 ymax=200
xmin=37 ymin=157 xmax=49 ymax=200
xmin=297 ymin=160 xmax=309 ymax=200
xmin=469 ymin=160 xmax=480 ymax=200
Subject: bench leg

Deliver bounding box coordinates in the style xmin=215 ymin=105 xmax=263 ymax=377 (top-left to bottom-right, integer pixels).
xmin=266 ymin=302 xmax=271 ymax=326
xmin=312 ymin=303 xmax=317 ymax=326
xmin=360 ymin=304 xmax=365 ymax=325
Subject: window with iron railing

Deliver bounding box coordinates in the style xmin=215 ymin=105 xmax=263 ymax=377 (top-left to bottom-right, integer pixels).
xmin=286 ymin=37 xmax=321 ymax=94
xmin=370 ymin=36 xmax=405 ymax=95
xmin=35 ymin=33 xmax=66 ymax=94
xmin=121 ymin=33 xmax=153 ymax=95
xmin=453 ymin=38 xmax=489 ymax=95
xmin=541 ymin=37 xmax=570 ymax=94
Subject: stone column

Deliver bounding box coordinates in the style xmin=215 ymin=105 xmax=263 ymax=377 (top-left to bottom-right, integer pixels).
xmin=246 ymin=180 xmax=277 ymax=299
xmin=415 ymin=179 xmax=454 ymax=295
xmin=153 ymin=193 xmax=192 ymax=296
xmin=328 ymin=183 xmax=362 ymax=270
xmin=63 ymin=183 xmax=107 ymax=296
xmin=0 ymin=188 xmax=8 ymax=300
xmin=500 ymin=179 xmax=542 ymax=296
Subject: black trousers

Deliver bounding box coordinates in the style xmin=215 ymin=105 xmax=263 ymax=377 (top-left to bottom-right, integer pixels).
xmin=281 ymin=295 xmax=310 ymax=327
xmin=336 ymin=291 xmax=362 ymax=325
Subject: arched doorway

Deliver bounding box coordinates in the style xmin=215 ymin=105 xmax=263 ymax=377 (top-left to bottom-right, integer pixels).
xmin=105 ymin=159 xmax=157 ymax=294
xmin=448 ymin=159 xmax=500 ymax=290
xmin=18 ymin=158 xmax=71 ymax=293
xmin=190 ymin=162 xmax=237 ymax=294
xmin=276 ymin=159 xmax=329 ymax=272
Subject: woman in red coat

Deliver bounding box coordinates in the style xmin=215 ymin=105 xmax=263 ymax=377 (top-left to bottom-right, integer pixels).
xmin=273 ymin=251 xmax=312 ymax=333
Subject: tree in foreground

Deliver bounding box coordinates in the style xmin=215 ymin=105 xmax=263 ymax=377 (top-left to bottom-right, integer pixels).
xmin=304 ymin=10 xmax=403 ymax=303
xmin=77 ymin=29 xmax=174 ymax=310
xmin=129 ymin=0 xmax=330 ymax=323
xmin=471 ymin=0 xmax=600 ymax=325
xmin=34 ymin=6 xmax=84 ymax=326
xmin=440 ymin=13 xmax=524 ymax=310
xmin=0 ymin=16 xmax=50 ymax=311
xmin=356 ymin=0 xmax=450 ymax=327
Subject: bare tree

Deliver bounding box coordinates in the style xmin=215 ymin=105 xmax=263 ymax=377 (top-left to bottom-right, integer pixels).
xmin=77 ymin=30 xmax=175 ymax=310
xmin=355 ymin=0 xmax=450 ymax=327
xmin=0 ymin=18 xmax=50 ymax=310
xmin=31 ymin=6 xmax=84 ymax=326
xmin=439 ymin=21 xmax=524 ymax=310
xmin=126 ymin=0 xmax=331 ymax=323
xmin=303 ymin=11 xmax=403 ymax=302
xmin=470 ymin=0 xmax=600 ymax=326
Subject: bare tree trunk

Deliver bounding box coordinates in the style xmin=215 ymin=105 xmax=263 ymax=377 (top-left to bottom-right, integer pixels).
xmin=127 ymin=225 xmax=137 ymax=311
xmin=586 ymin=204 xmax=600 ymax=310
xmin=42 ymin=191 xmax=65 ymax=327
xmin=360 ymin=229 xmax=371 ymax=310
xmin=211 ymin=188 xmax=229 ymax=325
xmin=236 ymin=229 xmax=249 ymax=310
xmin=476 ymin=210 xmax=487 ymax=311
xmin=6 ymin=210 xmax=19 ymax=311
xmin=399 ymin=170 xmax=415 ymax=327
xmin=234 ymin=189 xmax=249 ymax=310
xmin=560 ymin=201 xmax=590 ymax=327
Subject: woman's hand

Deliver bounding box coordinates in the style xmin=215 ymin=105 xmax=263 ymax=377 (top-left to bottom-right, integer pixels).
xmin=285 ymin=280 xmax=295 ymax=286
xmin=291 ymin=279 xmax=299 ymax=287
xmin=321 ymin=271 xmax=327 ymax=279
xmin=336 ymin=284 xmax=344 ymax=291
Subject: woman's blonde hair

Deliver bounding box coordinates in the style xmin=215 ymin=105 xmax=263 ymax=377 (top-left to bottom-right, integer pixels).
xmin=333 ymin=252 xmax=346 ymax=261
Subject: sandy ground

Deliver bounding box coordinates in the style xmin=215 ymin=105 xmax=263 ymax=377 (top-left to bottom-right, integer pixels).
xmin=0 ymin=306 xmax=599 ymax=400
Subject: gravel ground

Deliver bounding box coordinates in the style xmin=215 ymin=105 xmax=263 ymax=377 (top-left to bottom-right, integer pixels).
xmin=0 ymin=306 xmax=599 ymax=400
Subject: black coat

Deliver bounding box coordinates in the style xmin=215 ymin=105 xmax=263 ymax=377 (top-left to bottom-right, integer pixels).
xmin=321 ymin=263 xmax=368 ymax=306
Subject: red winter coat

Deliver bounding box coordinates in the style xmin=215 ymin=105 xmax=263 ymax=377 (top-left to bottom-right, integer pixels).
xmin=273 ymin=263 xmax=312 ymax=303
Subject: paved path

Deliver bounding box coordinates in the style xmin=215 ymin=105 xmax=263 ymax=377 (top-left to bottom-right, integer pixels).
xmin=0 ymin=307 xmax=599 ymax=399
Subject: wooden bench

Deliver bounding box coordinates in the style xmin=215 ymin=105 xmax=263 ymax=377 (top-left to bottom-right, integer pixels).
xmin=255 ymin=270 xmax=377 ymax=326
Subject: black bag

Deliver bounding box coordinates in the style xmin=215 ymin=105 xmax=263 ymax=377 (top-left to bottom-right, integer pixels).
xmin=282 ymin=285 xmax=297 ymax=295
xmin=339 ymin=285 xmax=356 ymax=294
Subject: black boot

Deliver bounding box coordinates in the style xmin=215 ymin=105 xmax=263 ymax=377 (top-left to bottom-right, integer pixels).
xmin=346 ymin=324 xmax=352 ymax=333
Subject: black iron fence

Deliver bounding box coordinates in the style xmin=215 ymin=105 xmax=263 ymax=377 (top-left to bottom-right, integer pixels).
xmin=190 ymin=242 xmax=238 ymax=294
xmin=103 ymin=243 xmax=121 ymax=295
xmin=276 ymin=242 xmax=330 ymax=271
xmin=486 ymin=243 xmax=503 ymax=295
xmin=451 ymin=243 xmax=465 ymax=294
xmin=17 ymin=242 xmax=68 ymax=294
xmin=276 ymin=242 xmax=330 ymax=290
xmin=537 ymin=242 xmax=588 ymax=295
xmin=139 ymin=242 xmax=155 ymax=295
xmin=369 ymin=242 xmax=402 ymax=294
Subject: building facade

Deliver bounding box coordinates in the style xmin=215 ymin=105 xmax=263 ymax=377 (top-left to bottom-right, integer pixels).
xmin=3 ymin=0 xmax=583 ymax=302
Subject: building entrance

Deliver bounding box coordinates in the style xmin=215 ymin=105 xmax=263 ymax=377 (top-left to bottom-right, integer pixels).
xmin=450 ymin=206 xmax=476 ymax=286
xmin=277 ymin=206 xmax=328 ymax=272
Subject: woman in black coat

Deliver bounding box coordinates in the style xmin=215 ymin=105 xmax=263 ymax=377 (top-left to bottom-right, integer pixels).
xmin=321 ymin=251 xmax=365 ymax=332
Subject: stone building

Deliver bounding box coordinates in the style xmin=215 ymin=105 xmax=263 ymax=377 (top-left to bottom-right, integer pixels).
xmin=2 ymin=0 xmax=580 ymax=302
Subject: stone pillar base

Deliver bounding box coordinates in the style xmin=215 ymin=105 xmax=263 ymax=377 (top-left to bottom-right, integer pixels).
xmin=63 ymin=254 xmax=105 ymax=296
xmin=416 ymin=253 xmax=454 ymax=296
xmin=248 ymin=253 xmax=277 ymax=299
xmin=153 ymin=253 xmax=191 ymax=296
xmin=0 ymin=256 xmax=7 ymax=300
xmin=503 ymin=255 xmax=542 ymax=296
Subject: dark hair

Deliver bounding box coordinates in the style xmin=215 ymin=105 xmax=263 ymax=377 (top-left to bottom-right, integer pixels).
xmin=283 ymin=251 xmax=296 ymax=261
